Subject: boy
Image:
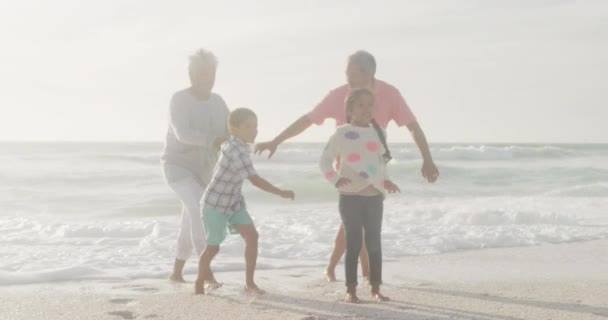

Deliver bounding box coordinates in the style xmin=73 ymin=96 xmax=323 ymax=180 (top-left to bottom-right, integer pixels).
xmin=195 ymin=108 xmax=295 ymax=295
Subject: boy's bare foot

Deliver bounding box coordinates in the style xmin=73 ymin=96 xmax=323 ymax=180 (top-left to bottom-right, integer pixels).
xmin=345 ymin=292 xmax=361 ymax=303
xmin=244 ymin=284 xmax=266 ymax=295
xmin=194 ymin=281 xmax=205 ymax=295
xmin=324 ymin=269 xmax=336 ymax=282
xmin=169 ymin=274 xmax=186 ymax=283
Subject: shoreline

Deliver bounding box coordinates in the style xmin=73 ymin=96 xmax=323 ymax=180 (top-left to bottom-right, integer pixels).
xmin=2 ymin=240 xmax=607 ymax=319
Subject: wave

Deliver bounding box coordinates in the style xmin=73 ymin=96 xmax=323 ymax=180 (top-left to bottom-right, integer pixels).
xmin=543 ymin=182 xmax=608 ymax=197
xmin=1 ymin=197 xmax=607 ymax=285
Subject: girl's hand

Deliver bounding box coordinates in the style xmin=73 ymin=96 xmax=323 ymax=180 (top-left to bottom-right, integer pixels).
xmin=279 ymin=190 xmax=295 ymax=200
xmin=384 ymin=180 xmax=401 ymax=193
xmin=335 ymin=178 xmax=352 ymax=188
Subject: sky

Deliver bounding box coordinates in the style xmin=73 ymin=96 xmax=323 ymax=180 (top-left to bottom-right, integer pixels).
xmin=1 ymin=0 xmax=607 ymax=143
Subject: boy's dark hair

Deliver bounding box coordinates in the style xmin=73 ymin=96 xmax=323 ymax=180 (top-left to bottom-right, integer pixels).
xmin=228 ymin=108 xmax=257 ymax=128
xmin=345 ymin=89 xmax=392 ymax=163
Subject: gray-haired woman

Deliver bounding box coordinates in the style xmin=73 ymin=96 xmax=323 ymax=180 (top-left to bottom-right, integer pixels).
xmin=161 ymin=49 xmax=229 ymax=283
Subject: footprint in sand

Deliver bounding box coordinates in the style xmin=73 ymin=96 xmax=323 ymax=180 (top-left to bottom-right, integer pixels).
xmin=417 ymin=281 xmax=433 ymax=287
xmin=107 ymin=310 xmax=137 ymax=319
xmin=109 ymin=298 xmax=135 ymax=305
xmin=112 ymin=284 xmax=159 ymax=292
xmin=131 ymin=286 xmax=158 ymax=292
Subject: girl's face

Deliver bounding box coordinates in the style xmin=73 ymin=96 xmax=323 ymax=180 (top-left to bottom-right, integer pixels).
xmin=348 ymin=93 xmax=374 ymax=127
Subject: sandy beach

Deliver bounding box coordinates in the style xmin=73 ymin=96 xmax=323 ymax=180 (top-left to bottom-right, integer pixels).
xmin=2 ymin=240 xmax=606 ymax=320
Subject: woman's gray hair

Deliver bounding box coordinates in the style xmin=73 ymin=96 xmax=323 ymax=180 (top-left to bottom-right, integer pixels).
xmin=188 ymin=49 xmax=218 ymax=73
xmin=348 ymin=50 xmax=376 ymax=75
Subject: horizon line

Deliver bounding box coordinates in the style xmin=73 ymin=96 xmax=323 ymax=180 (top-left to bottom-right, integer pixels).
xmin=0 ymin=140 xmax=607 ymax=145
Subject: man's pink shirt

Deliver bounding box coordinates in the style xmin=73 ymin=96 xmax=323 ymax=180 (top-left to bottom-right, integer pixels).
xmin=306 ymin=79 xmax=416 ymax=128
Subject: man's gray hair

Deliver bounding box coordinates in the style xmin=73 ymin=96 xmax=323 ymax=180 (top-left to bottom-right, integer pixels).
xmin=188 ymin=48 xmax=218 ymax=73
xmin=348 ymin=50 xmax=376 ymax=75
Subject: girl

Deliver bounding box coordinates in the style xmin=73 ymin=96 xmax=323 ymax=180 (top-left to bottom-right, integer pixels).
xmin=319 ymin=88 xmax=400 ymax=303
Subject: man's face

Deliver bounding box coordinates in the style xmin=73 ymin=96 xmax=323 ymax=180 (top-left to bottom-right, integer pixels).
xmin=346 ymin=62 xmax=373 ymax=88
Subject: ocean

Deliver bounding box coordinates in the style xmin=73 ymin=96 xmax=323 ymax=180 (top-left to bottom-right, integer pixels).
xmin=1 ymin=142 xmax=607 ymax=285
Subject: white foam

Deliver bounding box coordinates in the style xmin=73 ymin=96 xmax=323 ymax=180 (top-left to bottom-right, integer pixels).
xmin=1 ymin=195 xmax=607 ymax=285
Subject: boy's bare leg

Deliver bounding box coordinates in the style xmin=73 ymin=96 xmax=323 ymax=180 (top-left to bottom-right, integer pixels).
xmin=233 ymin=224 xmax=265 ymax=295
xmin=325 ymin=224 xmax=346 ymax=281
xmin=326 ymin=225 xmax=370 ymax=283
xmin=195 ymin=245 xmax=220 ymax=295
xmin=170 ymin=258 xmax=186 ymax=282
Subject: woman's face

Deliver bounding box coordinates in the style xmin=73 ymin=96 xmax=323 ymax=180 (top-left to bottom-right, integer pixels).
xmin=189 ymin=65 xmax=216 ymax=94
xmin=348 ymin=93 xmax=375 ymax=126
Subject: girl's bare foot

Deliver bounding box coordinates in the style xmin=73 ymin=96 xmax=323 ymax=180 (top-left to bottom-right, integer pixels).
xmin=371 ymin=285 xmax=389 ymax=301
xmin=194 ymin=281 xmax=205 ymax=295
xmin=244 ymin=284 xmax=266 ymax=295
xmin=371 ymin=292 xmax=390 ymax=301
xmin=324 ymin=269 xmax=337 ymax=282
xmin=169 ymin=274 xmax=186 ymax=283
xmin=345 ymin=292 xmax=361 ymax=303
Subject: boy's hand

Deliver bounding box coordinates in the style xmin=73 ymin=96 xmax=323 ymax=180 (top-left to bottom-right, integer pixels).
xmin=335 ymin=178 xmax=352 ymax=188
xmin=279 ymin=190 xmax=295 ymax=200
xmin=384 ymin=180 xmax=401 ymax=194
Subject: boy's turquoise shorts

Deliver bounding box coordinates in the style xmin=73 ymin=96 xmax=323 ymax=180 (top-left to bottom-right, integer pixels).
xmin=202 ymin=207 xmax=253 ymax=245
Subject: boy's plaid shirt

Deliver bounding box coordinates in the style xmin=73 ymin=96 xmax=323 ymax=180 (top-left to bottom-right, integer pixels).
xmin=202 ymin=136 xmax=257 ymax=215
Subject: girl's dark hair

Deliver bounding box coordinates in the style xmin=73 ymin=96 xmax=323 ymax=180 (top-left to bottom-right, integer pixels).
xmin=345 ymin=89 xmax=392 ymax=163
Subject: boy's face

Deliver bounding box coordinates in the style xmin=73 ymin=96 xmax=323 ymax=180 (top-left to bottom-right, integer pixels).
xmin=231 ymin=116 xmax=258 ymax=143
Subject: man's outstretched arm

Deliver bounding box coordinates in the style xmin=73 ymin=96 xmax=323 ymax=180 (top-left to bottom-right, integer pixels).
xmin=406 ymin=121 xmax=439 ymax=183
xmin=254 ymin=115 xmax=313 ymax=158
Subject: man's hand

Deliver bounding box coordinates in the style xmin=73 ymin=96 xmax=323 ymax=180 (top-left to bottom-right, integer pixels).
xmin=421 ymin=160 xmax=439 ymax=183
xmin=279 ymin=190 xmax=295 ymax=200
xmin=384 ymin=180 xmax=401 ymax=193
xmin=254 ymin=140 xmax=279 ymax=159
xmin=335 ymin=178 xmax=352 ymax=188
